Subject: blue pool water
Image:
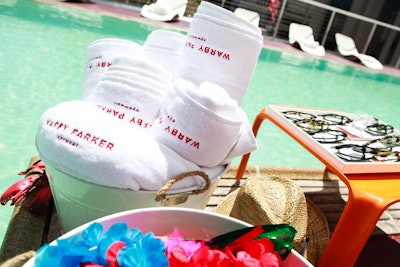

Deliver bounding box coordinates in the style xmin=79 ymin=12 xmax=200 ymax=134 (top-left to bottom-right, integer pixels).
xmin=0 ymin=0 xmax=399 ymax=248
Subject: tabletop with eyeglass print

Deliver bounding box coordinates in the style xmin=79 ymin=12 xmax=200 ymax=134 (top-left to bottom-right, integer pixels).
xmin=267 ymin=105 xmax=400 ymax=174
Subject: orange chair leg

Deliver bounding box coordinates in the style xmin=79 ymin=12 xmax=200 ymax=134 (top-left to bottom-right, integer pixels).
xmin=235 ymin=107 xmax=269 ymax=179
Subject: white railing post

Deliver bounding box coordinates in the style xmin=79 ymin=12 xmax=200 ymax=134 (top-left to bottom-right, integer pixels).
xmin=272 ymin=0 xmax=288 ymax=39
xmin=362 ymin=23 xmax=377 ymax=54
xmin=321 ymin=10 xmax=336 ymax=46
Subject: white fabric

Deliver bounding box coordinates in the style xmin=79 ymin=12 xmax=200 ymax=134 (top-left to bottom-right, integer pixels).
xmin=143 ymin=30 xmax=186 ymax=77
xmin=36 ymin=100 xmax=225 ymax=191
xmin=233 ymin=8 xmax=260 ymax=27
xmin=82 ymin=38 xmax=144 ymax=99
xmin=83 ymin=57 xmax=173 ymax=131
xmin=288 ymin=23 xmax=325 ymax=57
xmin=150 ymin=79 xmax=243 ymax=167
xmin=196 ymin=1 xmax=260 ymax=33
xmin=140 ymin=0 xmax=188 ymax=22
xmin=176 ymin=2 xmax=263 ymax=104
xmin=219 ymin=108 xmax=258 ymax=165
xmin=335 ymin=33 xmax=383 ymax=70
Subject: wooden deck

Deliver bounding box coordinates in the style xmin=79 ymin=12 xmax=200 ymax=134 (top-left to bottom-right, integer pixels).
xmin=1 ymin=164 xmax=400 ymax=266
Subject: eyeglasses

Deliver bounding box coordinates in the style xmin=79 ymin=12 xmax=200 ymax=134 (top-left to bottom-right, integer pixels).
xmin=333 ymin=137 xmax=400 ymax=162
xmin=294 ymin=119 xmax=330 ymax=134
xmin=282 ymin=111 xmax=316 ymax=121
xmin=282 ymin=111 xmax=352 ymax=126
xmin=282 ymin=111 xmax=351 ymax=143
xmin=374 ymin=151 xmax=400 ymax=162
xmin=319 ymin=113 xmax=352 ymax=125
xmin=367 ymin=135 xmax=400 ymax=147
xmin=332 ymin=144 xmax=375 ymax=161
xmin=309 ymin=129 xmax=347 ymax=143
xmin=364 ymin=123 xmax=394 ymax=136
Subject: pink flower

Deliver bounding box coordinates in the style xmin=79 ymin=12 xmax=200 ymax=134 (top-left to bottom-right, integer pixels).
xmin=166 ymin=226 xmax=282 ymax=267
xmin=234 ymin=239 xmax=281 ymax=267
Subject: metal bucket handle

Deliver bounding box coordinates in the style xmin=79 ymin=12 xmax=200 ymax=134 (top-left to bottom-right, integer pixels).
xmin=155 ymin=171 xmax=211 ymax=205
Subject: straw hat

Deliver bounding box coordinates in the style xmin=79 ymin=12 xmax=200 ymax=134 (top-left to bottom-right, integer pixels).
xmin=215 ymin=176 xmax=329 ymax=266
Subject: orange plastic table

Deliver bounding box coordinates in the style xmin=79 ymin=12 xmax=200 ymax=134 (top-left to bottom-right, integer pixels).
xmin=236 ymin=105 xmax=400 ymax=267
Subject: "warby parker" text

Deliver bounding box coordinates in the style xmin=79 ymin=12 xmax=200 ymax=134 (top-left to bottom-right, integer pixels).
xmin=45 ymin=120 xmax=114 ymax=151
xmin=185 ymin=42 xmax=230 ymax=61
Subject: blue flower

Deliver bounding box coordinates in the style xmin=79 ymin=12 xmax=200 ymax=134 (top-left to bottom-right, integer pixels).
xmin=34 ymin=222 xmax=104 ymax=267
xmin=33 ymin=222 xmax=168 ymax=267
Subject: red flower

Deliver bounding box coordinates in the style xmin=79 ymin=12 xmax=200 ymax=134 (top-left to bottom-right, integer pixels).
xmin=234 ymin=252 xmax=262 ymax=267
xmin=190 ymin=246 xmax=232 ymax=267
xmin=166 ymin=226 xmax=282 ymax=267
xmin=168 ymin=246 xmax=232 ymax=267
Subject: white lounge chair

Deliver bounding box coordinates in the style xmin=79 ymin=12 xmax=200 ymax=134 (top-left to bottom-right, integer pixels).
xmin=234 ymin=8 xmax=260 ymax=27
xmin=335 ymin=33 xmax=383 ymax=70
xmin=288 ymin=23 xmax=325 ymax=57
xmin=141 ymin=0 xmax=188 ymax=22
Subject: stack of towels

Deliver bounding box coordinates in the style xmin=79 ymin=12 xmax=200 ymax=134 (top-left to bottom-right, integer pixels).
xmin=36 ymin=2 xmax=263 ymax=191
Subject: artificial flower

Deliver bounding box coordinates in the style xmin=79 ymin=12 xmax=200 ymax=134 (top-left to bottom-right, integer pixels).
xmin=164 ymin=227 xmax=204 ymax=256
xmin=33 ymin=223 xmax=288 ymax=267
xmin=165 ymin=227 xmax=281 ymax=267
xmin=34 ymin=222 xmax=168 ymax=267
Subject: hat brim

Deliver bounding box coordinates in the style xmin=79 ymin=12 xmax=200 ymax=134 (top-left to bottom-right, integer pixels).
xmin=215 ymin=190 xmax=329 ymax=266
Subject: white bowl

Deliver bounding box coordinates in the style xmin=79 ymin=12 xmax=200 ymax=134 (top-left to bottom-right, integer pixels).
xmin=23 ymin=207 xmax=313 ymax=266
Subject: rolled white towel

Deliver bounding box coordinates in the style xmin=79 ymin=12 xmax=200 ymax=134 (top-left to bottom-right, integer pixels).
xmin=82 ymin=38 xmax=144 ymax=99
xmin=83 ymin=57 xmax=173 ymax=131
xmin=143 ymin=30 xmax=186 ymax=77
xmin=36 ymin=100 xmax=225 ymax=191
xmin=219 ymin=108 xmax=258 ymax=165
xmin=150 ymin=79 xmax=243 ymax=167
xmin=176 ymin=2 xmax=263 ymax=104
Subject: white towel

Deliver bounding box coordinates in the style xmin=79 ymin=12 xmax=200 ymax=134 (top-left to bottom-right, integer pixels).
xmin=176 ymin=2 xmax=263 ymax=104
xmin=83 ymin=57 xmax=173 ymax=131
xmin=149 ymin=79 xmax=243 ymax=167
xmin=143 ymin=30 xmax=186 ymax=77
xmin=219 ymin=108 xmax=258 ymax=165
xmin=82 ymin=38 xmax=144 ymax=99
xmin=197 ymin=1 xmax=260 ymax=33
xmin=36 ymin=100 xmax=225 ymax=191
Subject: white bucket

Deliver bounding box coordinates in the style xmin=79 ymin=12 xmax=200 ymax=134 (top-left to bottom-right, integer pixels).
xmin=23 ymin=207 xmax=313 ymax=267
xmin=46 ymin=165 xmax=224 ymax=232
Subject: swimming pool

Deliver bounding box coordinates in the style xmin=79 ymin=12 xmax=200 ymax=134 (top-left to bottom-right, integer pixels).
xmin=0 ymin=0 xmax=399 ymax=247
